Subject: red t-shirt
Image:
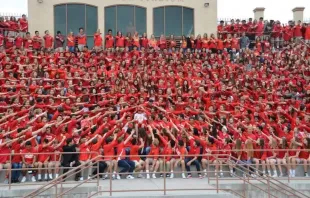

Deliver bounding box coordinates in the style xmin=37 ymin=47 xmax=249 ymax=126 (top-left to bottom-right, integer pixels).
xmin=0 ymin=146 xmax=10 ymax=163
xmin=44 ymin=35 xmax=54 ymax=48
xmin=94 ymin=33 xmax=103 ymax=47
xmin=22 ymin=148 xmax=37 ymax=164
xmin=105 ymin=35 xmax=114 ymax=48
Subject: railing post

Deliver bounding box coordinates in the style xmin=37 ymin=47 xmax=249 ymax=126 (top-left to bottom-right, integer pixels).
xmin=267 ymin=175 xmax=270 ymax=198
xmin=243 ymin=178 xmax=246 ymax=198
xmin=216 ymin=171 xmax=219 ymax=194
xmin=9 ymin=152 xmax=12 ymax=190
xmin=164 ymin=155 xmax=166 ymax=196
xmin=109 ymin=159 xmax=112 ymax=196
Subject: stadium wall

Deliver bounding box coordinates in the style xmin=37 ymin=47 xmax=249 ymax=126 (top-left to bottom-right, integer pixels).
xmin=28 ymin=0 xmax=217 ymax=37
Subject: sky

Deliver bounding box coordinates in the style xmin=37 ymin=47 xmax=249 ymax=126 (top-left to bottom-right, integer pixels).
xmin=0 ymin=0 xmax=309 ymax=22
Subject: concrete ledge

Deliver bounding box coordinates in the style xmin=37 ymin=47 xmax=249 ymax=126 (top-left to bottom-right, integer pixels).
xmin=292 ymin=7 xmax=305 ymax=12
xmin=253 ymin=7 xmax=265 ymax=12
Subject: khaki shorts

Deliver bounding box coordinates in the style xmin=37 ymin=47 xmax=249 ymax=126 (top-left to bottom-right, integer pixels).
xmin=133 ymin=160 xmax=144 ymax=167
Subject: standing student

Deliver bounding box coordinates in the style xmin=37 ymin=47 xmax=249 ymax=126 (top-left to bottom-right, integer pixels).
xmin=67 ymin=32 xmax=75 ymax=52
xmin=105 ymin=29 xmax=114 ymax=49
xmin=61 ymin=138 xmax=81 ymax=181
xmin=77 ymin=27 xmax=86 ymax=51
xmin=94 ymin=29 xmax=103 ymax=51
xmin=43 ymin=30 xmax=54 ymax=50
xmin=55 ymin=31 xmax=65 ymax=52
xmin=115 ymin=31 xmax=125 ymax=49
xmin=140 ymin=33 xmax=148 ymax=49
xmin=293 ymin=20 xmax=303 ymax=43
xmin=32 ymin=31 xmax=42 ymax=51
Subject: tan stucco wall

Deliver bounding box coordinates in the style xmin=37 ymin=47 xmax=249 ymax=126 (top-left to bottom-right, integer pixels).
xmin=28 ymin=0 xmax=217 ymax=36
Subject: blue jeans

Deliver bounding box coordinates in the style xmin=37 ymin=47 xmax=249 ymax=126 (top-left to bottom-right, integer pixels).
xmin=12 ymin=163 xmax=22 ymax=181
xmin=118 ymin=159 xmax=135 ymax=173
xmin=185 ymin=158 xmax=201 ymax=175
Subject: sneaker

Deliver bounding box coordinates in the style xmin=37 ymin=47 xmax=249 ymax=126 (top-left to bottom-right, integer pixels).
xmin=112 ymin=175 xmax=115 ymax=180
xmin=116 ymin=175 xmax=121 ymax=180
xmin=21 ymin=176 xmax=26 ymax=183
xmin=199 ymin=174 xmax=203 ymax=179
xmin=272 ymin=173 xmax=278 ymax=177
xmin=305 ymin=173 xmax=309 ymax=177
xmin=126 ymin=175 xmax=135 ymax=179
xmin=137 ymin=174 xmax=144 ymax=178
xmin=203 ymin=173 xmax=207 ymax=178
xmin=220 ymin=172 xmax=224 ymax=178
xmin=187 ymin=175 xmax=192 ymax=179
xmin=182 ymin=173 xmax=186 ymax=179
xmin=166 ymin=174 xmax=170 ymax=178
xmin=152 ymin=174 xmax=156 ymax=179
xmin=102 ymin=175 xmax=107 ymax=180
xmin=279 ymin=173 xmax=284 ymax=177
xmin=146 ymin=174 xmax=150 ymax=179
xmin=170 ymin=173 xmax=174 ymax=179
xmin=3 ymin=179 xmax=8 ymax=184
xmin=160 ymin=174 xmax=163 ymax=178
xmin=31 ymin=176 xmax=36 ymax=182
xmin=79 ymin=177 xmax=83 ymax=181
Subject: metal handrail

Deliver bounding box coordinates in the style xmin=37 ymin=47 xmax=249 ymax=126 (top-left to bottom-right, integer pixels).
xmin=2 ymin=150 xmax=310 ymax=198
xmin=24 ymin=155 xmax=102 ymax=198
xmin=222 ymin=155 xmax=310 ymax=198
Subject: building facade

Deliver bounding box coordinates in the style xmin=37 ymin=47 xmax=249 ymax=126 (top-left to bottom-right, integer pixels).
xmin=28 ymin=0 xmax=217 ymax=47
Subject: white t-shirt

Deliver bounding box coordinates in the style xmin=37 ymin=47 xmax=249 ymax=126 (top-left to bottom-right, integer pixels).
xmin=134 ymin=113 xmax=147 ymax=123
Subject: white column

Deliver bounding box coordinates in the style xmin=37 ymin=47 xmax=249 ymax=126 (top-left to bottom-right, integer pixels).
xmin=253 ymin=7 xmax=265 ymax=20
xmin=147 ymin=7 xmax=153 ymax=36
xmin=292 ymin=7 xmax=305 ymax=23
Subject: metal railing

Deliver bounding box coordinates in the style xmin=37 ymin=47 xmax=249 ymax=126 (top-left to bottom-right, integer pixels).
xmin=0 ymin=149 xmax=310 ymax=197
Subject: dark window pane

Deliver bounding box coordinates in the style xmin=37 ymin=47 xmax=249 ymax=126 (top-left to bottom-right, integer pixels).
xmin=105 ymin=6 xmax=116 ymax=35
xmin=54 ymin=5 xmax=67 ymax=36
xmin=86 ymin=5 xmax=98 ymax=36
xmin=183 ymin=7 xmax=194 ymax=36
xmin=117 ymin=5 xmax=134 ymax=35
xmin=165 ymin=6 xmax=182 ymax=36
xmin=87 ymin=36 xmax=94 ymax=48
xmin=67 ymin=4 xmax=85 ymax=35
xmin=135 ymin=7 xmax=146 ymax=35
xmin=153 ymin=7 xmax=164 ymax=37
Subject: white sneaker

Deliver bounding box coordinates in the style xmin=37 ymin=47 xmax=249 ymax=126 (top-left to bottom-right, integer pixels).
xmin=152 ymin=174 xmax=156 ymax=179
xmin=31 ymin=176 xmax=36 ymax=182
xmin=126 ymin=175 xmax=135 ymax=179
xmin=21 ymin=176 xmax=27 ymax=183
xmin=305 ymin=173 xmax=309 ymax=177
xmin=170 ymin=173 xmax=174 ymax=179
xmin=279 ymin=173 xmax=284 ymax=177
xmin=220 ymin=172 xmax=224 ymax=177
xmin=112 ymin=174 xmax=115 ymax=180
xmin=137 ymin=174 xmax=144 ymax=178
xmin=79 ymin=177 xmax=83 ymax=181
xmin=146 ymin=174 xmax=150 ymax=179
xmin=272 ymin=173 xmax=278 ymax=178
xmin=182 ymin=173 xmax=186 ymax=179
xmin=116 ymin=174 xmax=121 ymax=180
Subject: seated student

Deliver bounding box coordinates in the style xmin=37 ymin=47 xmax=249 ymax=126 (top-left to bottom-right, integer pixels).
xmin=21 ymin=141 xmax=38 ymax=183
xmin=129 ymin=135 xmax=145 ymax=178
xmin=145 ymin=126 xmax=160 ymax=179
xmin=48 ymin=136 xmax=66 ymax=180
xmin=158 ymin=127 xmax=176 ymax=178
xmin=116 ymin=129 xmax=136 ymax=179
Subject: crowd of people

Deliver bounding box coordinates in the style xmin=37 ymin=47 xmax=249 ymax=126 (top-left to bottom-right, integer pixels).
xmin=0 ymin=15 xmax=309 ymax=185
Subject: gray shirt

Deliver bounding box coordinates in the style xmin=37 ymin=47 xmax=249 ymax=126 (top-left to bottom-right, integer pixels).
xmin=240 ymin=36 xmax=250 ymax=49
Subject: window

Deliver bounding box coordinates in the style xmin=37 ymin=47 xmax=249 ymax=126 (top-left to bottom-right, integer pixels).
xmin=153 ymin=6 xmax=194 ymax=37
xmin=54 ymin=4 xmax=98 ymax=48
xmin=104 ymin=5 xmax=147 ymax=36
